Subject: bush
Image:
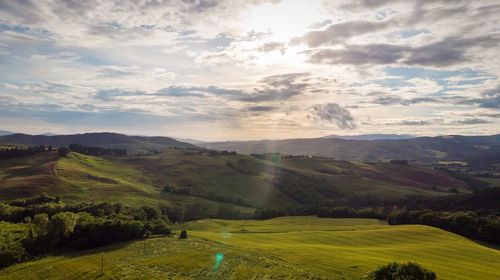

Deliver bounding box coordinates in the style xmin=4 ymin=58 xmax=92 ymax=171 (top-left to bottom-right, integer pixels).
xmin=58 ymin=147 xmax=70 ymax=157
xmin=365 ymin=262 xmax=436 ymax=280
xmin=179 ymin=230 xmax=188 ymax=239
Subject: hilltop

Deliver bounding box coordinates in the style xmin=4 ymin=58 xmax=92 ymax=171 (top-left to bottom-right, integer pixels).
xmin=0 ymin=132 xmax=197 ymax=154
xmin=206 ymin=134 xmax=500 ymax=166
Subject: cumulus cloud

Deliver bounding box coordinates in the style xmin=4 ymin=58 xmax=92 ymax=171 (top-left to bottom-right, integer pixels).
xmin=311 ymin=103 xmax=357 ymax=129
xmin=294 ymin=20 xmax=391 ymax=47
xmin=1 ymin=0 xmax=500 ymax=138
xmin=307 ymin=36 xmax=500 ymax=67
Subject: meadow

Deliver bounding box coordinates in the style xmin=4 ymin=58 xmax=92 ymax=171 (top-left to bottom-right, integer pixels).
xmin=1 ymin=217 xmax=498 ymax=279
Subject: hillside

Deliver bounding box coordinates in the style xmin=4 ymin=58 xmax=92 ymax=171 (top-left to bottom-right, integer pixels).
xmin=206 ymin=134 xmax=500 ymax=166
xmin=323 ymin=133 xmax=415 ymax=140
xmin=0 ymin=133 xmax=197 ymax=154
xmin=1 ymin=217 xmax=498 ymax=280
xmin=0 ymin=149 xmax=470 ymax=209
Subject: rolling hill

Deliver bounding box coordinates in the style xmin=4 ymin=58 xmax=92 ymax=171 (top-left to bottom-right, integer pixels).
xmin=0 ymin=132 xmax=197 ymax=154
xmin=0 ymin=148 xmax=470 ymax=209
xmin=323 ymin=133 xmax=415 ymax=140
xmin=1 ymin=217 xmax=498 ymax=279
xmin=206 ymin=134 xmax=500 ymax=166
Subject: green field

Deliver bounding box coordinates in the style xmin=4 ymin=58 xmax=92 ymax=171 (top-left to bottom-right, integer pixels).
xmin=1 ymin=217 xmax=498 ymax=279
xmin=0 ymin=149 xmax=470 ymax=210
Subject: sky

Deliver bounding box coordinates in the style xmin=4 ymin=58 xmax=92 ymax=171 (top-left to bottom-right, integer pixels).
xmin=0 ymin=0 xmax=499 ymax=141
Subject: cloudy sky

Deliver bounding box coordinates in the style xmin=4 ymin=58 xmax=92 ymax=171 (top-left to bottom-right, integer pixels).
xmin=0 ymin=0 xmax=499 ymax=140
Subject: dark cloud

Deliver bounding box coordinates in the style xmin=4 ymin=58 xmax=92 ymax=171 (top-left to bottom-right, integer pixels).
xmin=240 ymin=73 xmax=311 ymax=102
xmin=450 ymin=118 xmax=491 ymax=125
xmin=245 ymin=106 xmax=277 ymax=112
xmin=405 ymin=36 xmax=499 ymax=67
xmin=387 ymin=119 xmax=443 ymax=126
xmin=370 ymin=96 xmax=438 ymax=106
xmin=457 ymin=86 xmax=500 ymax=109
xmin=308 ymin=44 xmax=408 ymax=65
xmin=311 ymin=103 xmax=356 ymax=129
xmin=307 ymin=36 xmax=499 ymax=67
xmin=294 ymin=20 xmax=390 ymax=47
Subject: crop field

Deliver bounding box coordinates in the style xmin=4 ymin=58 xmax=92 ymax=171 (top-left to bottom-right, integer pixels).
xmin=1 ymin=217 xmax=498 ymax=279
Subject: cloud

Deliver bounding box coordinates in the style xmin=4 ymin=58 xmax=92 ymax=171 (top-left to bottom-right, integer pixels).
xmin=158 ymin=85 xmax=243 ymax=98
xmin=450 ymin=118 xmax=491 ymax=125
xmin=370 ymin=96 xmax=438 ymax=106
xmin=457 ymin=86 xmax=500 ymax=108
xmin=94 ymin=89 xmax=146 ymax=101
xmin=308 ymin=19 xmax=332 ymax=29
xmin=294 ymin=20 xmax=391 ymax=47
xmin=311 ymin=103 xmax=356 ymax=129
xmin=308 ymin=44 xmax=408 ymax=65
xmin=239 ymin=73 xmax=311 ymax=102
xmin=245 ymin=105 xmax=277 ymax=111
xmin=256 ymin=41 xmax=285 ymax=53
xmin=307 ymin=36 xmax=500 ymax=67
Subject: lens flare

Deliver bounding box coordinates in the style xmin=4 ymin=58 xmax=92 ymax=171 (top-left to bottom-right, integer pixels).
xmin=213 ymin=252 xmax=224 ymax=271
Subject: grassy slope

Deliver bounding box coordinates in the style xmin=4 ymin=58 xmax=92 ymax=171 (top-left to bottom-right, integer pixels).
xmin=0 ymin=151 xmax=255 ymax=213
xmin=1 ymin=217 xmax=498 ymax=279
xmin=1 ymin=150 xmax=469 ymax=208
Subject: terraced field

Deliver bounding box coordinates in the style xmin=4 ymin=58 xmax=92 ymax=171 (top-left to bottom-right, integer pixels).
xmin=1 ymin=217 xmax=498 ymax=279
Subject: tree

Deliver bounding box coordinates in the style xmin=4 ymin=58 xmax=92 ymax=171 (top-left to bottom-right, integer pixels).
xmin=33 ymin=213 xmax=49 ymax=239
xmin=179 ymin=230 xmax=188 ymax=239
xmin=58 ymin=147 xmax=70 ymax=157
xmin=48 ymin=212 xmax=78 ymax=242
xmin=24 ymin=217 xmax=33 ymax=240
xmin=365 ymin=262 xmax=436 ymax=280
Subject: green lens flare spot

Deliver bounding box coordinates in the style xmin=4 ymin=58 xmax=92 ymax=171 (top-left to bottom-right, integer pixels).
xmin=213 ymin=252 xmax=224 ymax=272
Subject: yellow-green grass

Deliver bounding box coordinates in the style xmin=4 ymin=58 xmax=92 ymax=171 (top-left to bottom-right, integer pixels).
xmin=120 ymin=150 xmax=299 ymax=208
xmin=0 ymin=152 xmax=255 ymax=213
xmin=0 ymin=149 xmax=472 ymax=208
xmin=1 ymin=217 xmax=498 ymax=279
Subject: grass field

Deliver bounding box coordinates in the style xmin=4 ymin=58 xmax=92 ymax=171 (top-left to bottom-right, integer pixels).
xmin=1 ymin=217 xmax=498 ymax=279
xmin=0 ymin=149 xmax=472 ymax=209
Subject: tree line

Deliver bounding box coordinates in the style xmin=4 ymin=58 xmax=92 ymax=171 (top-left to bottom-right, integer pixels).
xmin=68 ymin=144 xmax=127 ymax=156
xmin=0 ymin=145 xmax=48 ymax=160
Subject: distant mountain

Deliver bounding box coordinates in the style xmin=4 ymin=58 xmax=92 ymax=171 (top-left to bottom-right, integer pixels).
xmin=323 ymin=134 xmax=415 ymax=140
xmin=206 ymin=134 xmax=500 ymax=166
xmin=0 ymin=132 xmax=198 ymax=153
xmin=0 ymin=130 xmax=15 ymax=136
xmin=173 ymin=137 xmax=206 ymax=145
xmin=39 ymin=132 xmax=57 ymax=136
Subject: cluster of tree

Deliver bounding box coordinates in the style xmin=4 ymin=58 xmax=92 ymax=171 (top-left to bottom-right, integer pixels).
xmin=388 ymin=210 xmax=500 ymax=244
xmin=0 ymin=195 xmax=174 ymax=268
xmin=0 ymin=145 xmax=47 ymax=160
xmin=365 ymin=262 xmax=436 ymax=280
xmin=317 ymin=207 xmax=386 ymax=219
xmin=389 ymin=159 xmax=408 ymax=165
xmin=162 ymin=185 xmax=250 ymax=207
xmin=208 ymin=150 xmax=237 ymax=156
xmin=68 ymin=144 xmax=127 ymax=156
xmin=253 ymin=206 xmax=386 ymax=220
